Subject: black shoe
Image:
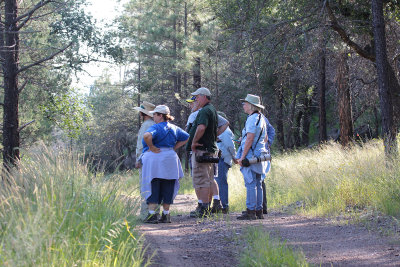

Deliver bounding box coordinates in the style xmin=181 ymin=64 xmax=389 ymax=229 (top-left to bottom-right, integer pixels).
xmin=221 ymin=206 xmax=229 ymax=214
xmin=190 ymin=203 xmax=202 ymax=218
xmin=158 ymin=213 xmax=171 ymax=223
xmin=263 ymin=209 xmax=268 ymax=214
xmin=144 ymin=213 xmax=159 ymax=224
xmin=211 ymin=199 xmax=222 ymax=213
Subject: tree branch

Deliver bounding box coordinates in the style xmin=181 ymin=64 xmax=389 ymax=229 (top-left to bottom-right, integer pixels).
xmin=16 ymin=0 xmax=53 ymax=30
xmin=18 ymin=80 xmax=29 ymax=94
xmin=325 ymin=2 xmax=375 ymax=62
xmin=18 ymin=120 xmax=35 ymax=133
xmin=17 ymin=42 xmax=73 ymax=74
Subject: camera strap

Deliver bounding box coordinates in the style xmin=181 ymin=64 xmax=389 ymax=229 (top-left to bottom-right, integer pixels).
xmin=250 ymin=114 xmax=264 ymax=154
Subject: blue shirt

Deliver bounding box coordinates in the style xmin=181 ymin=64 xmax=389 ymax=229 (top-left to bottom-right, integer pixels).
xmin=217 ymin=127 xmax=236 ymax=166
xmin=263 ymin=115 xmax=275 ymax=147
xmin=142 ymin=122 xmax=189 ymax=153
xmin=236 ymin=112 xmax=268 ymax=160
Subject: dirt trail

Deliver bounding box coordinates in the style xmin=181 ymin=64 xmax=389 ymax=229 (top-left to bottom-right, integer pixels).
xmin=139 ymin=195 xmax=400 ymax=266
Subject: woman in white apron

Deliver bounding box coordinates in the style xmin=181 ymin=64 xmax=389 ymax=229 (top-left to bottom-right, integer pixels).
xmin=141 ymin=105 xmax=189 ymax=223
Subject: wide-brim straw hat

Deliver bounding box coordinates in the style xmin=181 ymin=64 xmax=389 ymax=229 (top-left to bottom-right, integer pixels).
xmin=134 ymin=101 xmax=156 ymax=117
xmin=240 ymin=94 xmax=265 ymax=109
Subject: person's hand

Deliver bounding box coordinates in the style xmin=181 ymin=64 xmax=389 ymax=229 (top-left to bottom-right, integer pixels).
xmin=149 ymin=145 xmax=161 ymax=153
xmin=135 ymin=161 xmax=142 ymax=169
xmin=191 ymin=142 xmax=202 ymax=153
xmin=237 ymin=157 xmax=244 ymax=167
xmin=233 ymin=158 xmax=239 ymax=165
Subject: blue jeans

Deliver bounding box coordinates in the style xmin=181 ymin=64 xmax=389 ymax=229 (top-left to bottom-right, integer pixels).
xmin=214 ymin=159 xmax=231 ymax=208
xmin=245 ymin=172 xmax=263 ymax=210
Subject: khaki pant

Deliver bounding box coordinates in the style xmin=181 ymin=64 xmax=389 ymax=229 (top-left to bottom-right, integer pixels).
xmin=191 ymin=151 xmax=217 ymax=188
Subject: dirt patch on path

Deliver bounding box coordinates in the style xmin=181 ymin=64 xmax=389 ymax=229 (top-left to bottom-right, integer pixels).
xmin=139 ymin=195 xmax=400 ymax=266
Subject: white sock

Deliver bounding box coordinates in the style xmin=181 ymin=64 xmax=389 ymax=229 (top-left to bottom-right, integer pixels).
xmin=213 ymin=195 xmax=220 ymax=200
xmin=163 ymin=210 xmax=170 ymax=215
xmin=149 ymin=210 xmax=155 ymax=214
xmin=198 ymin=200 xmax=203 ymax=204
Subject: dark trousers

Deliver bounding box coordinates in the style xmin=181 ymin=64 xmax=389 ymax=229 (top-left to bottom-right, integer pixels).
xmin=262 ymin=180 xmax=267 ymax=212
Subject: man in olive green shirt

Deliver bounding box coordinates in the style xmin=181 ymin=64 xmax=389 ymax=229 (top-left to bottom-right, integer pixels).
xmin=186 ymin=87 xmax=220 ymax=217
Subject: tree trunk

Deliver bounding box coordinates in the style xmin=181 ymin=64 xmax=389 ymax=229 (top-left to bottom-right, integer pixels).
xmin=3 ymin=0 xmax=20 ymax=169
xmin=294 ymin=109 xmax=303 ymax=147
xmin=302 ymin=86 xmax=317 ymax=147
xmin=286 ymin=85 xmax=299 ymax=148
xmin=336 ymin=53 xmax=354 ymax=147
xmin=137 ymin=58 xmax=142 ymax=128
xmin=318 ymin=38 xmax=328 ymax=143
xmin=371 ymin=0 xmax=397 ymax=158
xmin=276 ymin=87 xmax=285 ymax=149
xmin=193 ymin=22 xmax=201 ymax=89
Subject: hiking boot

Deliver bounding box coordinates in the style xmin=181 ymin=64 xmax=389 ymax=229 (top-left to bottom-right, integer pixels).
xmin=190 ymin=203 xmax=202 ymax=218
xmin=256 ymin=209 xmax=264 ymax=219
xmin=237 ymin=209 xmax=256 ymax=220
xmin=210 ymin=199 xmax=222 ymax=213
xmin=196 ymin=204 xmax=211 ymax=218
xmin=158 ymin=213 xmax=171 ymax=223
xmin=221 ymin=206 xmax=229 ymax=214
xmin=144 ymin=213 xmax=159 ymax=224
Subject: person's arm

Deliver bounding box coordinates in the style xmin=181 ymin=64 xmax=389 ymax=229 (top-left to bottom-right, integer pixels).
xmin=143 ymin=132 xmax=161 ymax=153
xmin=238 ymin=133 xmax=255 ymax=166
xmin=174 ymin=140 xmax=188 ymax=150
xmin=191 ymin=124 xmax=206 ymax=152
xmin=217 ymin=115 xmax=229 ymax=136
xmin=217 ymin=122 xmax=229 ymax=136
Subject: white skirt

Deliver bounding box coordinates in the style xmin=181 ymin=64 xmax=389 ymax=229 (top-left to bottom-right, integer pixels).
xmin=141 ymin=148 xmax=183 ymax=200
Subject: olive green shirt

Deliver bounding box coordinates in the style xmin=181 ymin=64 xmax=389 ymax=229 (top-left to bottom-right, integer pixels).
xmin=186 ymin=103 xmax=218 ymax=153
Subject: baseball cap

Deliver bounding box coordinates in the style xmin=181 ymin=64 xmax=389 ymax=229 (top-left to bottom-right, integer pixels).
xmin=191 ymin=87 xmax=211 ymax=96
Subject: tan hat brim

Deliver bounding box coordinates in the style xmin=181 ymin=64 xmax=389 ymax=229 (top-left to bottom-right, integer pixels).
xmin=239 ymin=100 xmax=265 ymax=109
xmin=134 ymin=107 xmax=154 ymax=117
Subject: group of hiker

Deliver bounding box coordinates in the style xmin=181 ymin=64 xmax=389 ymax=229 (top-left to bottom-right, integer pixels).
xmin=134 ymin=87 xmax=275 ymax=223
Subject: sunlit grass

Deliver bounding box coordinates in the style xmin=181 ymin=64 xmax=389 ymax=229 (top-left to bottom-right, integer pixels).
xmin=0 ymin=145 xmax=149 ymax=266
xmin=239 ymin=226 xmax=309 ymax=267
xmin=229 ymin=139 xmax=400 ymax=218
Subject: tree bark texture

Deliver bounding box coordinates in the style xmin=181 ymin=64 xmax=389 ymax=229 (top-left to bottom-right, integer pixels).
xmin=276 ymin=87 xmax=285 ymax=149
xmin=318 ymin=42 xmax=328 ymax=143
xmin=193 ymin=22 xmax=201 ymax=89
xmin=371 ymin=0 xmax=397 ymax=157
xmin=3 ymin=0 xmax=20 ymax=168
xmin=301 ymin=91 xmax=312 ymax=147
xmin=336 ymin=53 xmax=354 ymax=147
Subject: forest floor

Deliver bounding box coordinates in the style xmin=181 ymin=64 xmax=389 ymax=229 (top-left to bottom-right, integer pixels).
xmin=138 ymin=194 xmax=400 ymax=267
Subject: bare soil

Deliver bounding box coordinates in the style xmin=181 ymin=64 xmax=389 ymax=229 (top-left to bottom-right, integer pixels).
xmin=139 ymin=195 xmax=400 ymax=266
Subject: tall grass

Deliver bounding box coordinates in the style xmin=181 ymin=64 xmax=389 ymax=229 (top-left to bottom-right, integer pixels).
xmin=0 ymin=145 xmax=148 ymax=266
xmin=229 ymin=139 xmax=400 ymax=217
xmin=239 ymin=226 xmax=309 ymax=267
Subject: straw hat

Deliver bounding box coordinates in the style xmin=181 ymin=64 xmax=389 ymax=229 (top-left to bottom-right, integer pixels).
xmin=133 ymin=101 xmax=156 ymax=117
xmin=240 ymin=94 xmax=265 ymax=109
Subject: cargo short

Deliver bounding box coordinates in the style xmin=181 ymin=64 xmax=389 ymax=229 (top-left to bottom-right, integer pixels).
xmin=191 ymin=150 xmax=217 ymax=188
